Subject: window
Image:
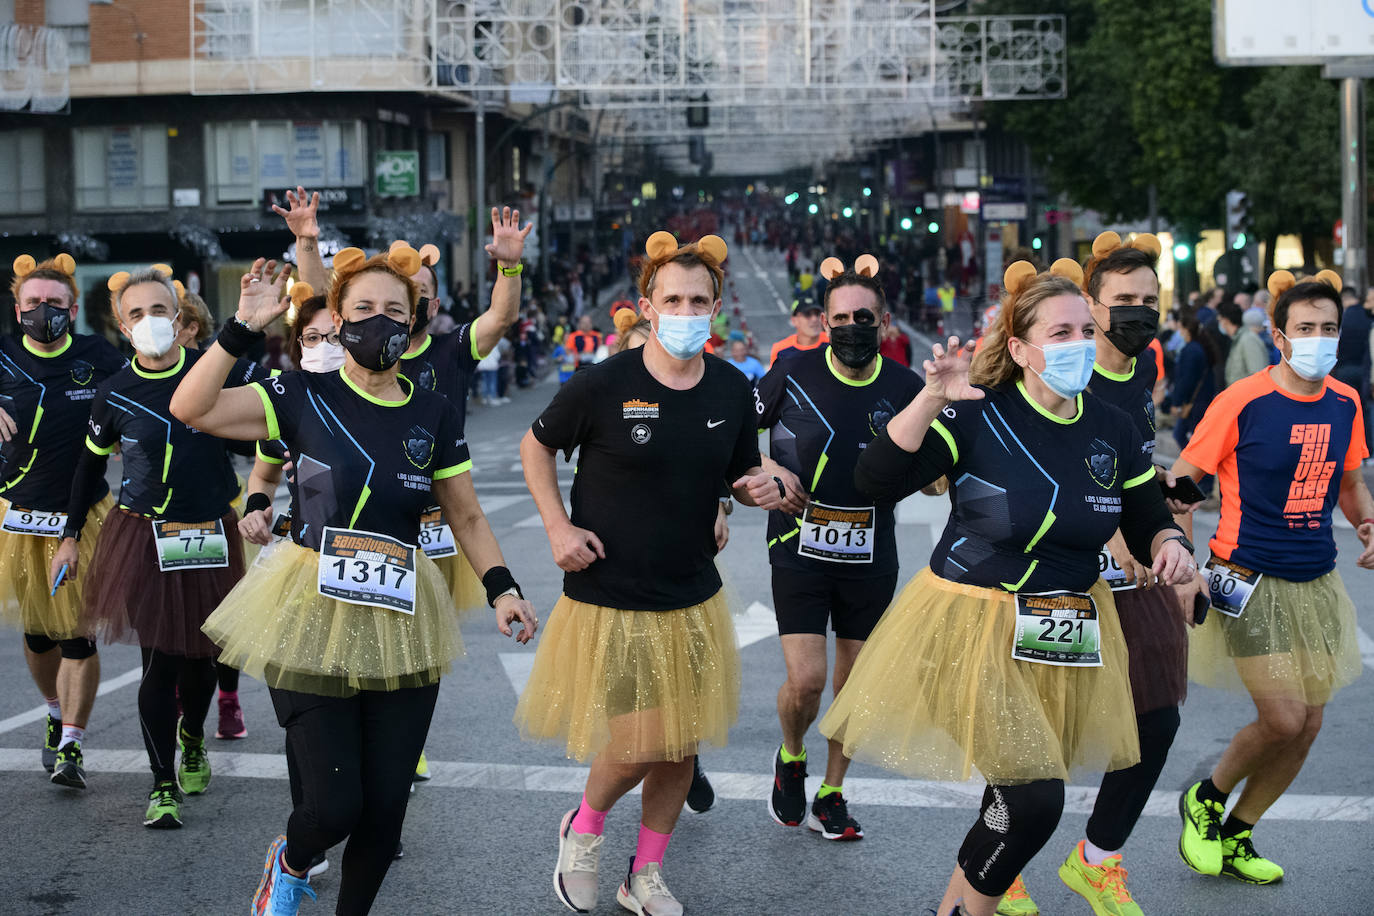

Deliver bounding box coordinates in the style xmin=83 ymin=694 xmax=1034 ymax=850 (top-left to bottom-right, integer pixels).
xmin=46 ymin=0 xmax=90 ymax=66
xmin=426 ymin=132 xmax=448 ymax=182
xmin=0 ymin=130 xmax=44 ymax=214
xmin=204 ymin=119 xmax=365 ymax=207
xmin=72 ymin=126 xmax=168 ymax=210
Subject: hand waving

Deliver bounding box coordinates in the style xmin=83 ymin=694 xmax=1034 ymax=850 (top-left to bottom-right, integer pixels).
xmin=922 ymin=336 xmax=984 ymax=403
xmin=270 ymin=187 xmax=320 ymax=239
xmin=485 ymin=206 xmax=533 ymax=267
xmin=236 ymin=258 xmax=292 ymax=332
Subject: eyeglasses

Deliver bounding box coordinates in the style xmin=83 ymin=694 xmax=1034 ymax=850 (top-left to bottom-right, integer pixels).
xmin=301 ymin=331 xmax=340 ymax=348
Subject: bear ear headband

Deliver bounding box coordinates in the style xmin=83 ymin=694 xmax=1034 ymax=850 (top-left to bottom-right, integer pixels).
xmin=105 ymin=263 xmax=176 ymax=294
xmin=818 ymin=254 xmax=880 ymax=281
xmin=1002 ymin=258 xmax=1084 ymax=296
xmin=389 ymin=240 xmax=441 ymax=268
xmin=289 ymin=282 xmax=316 ymax=307
xmin=13 ymin=253 xmax=76 ymax=278
xmin=1267 ymin=268 xmax=1343 ymax=300
xmin=333 ymin=245 xmax=422 ymax=278
xmin=613 ymin=307 xmax=640 ymax=335
xmin=1090 ymin=231 xmax=1162 ymax=261
xmin=645 ymin=230 xmax=728 ymax=265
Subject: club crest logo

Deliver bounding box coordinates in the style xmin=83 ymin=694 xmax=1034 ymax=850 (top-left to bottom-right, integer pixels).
xmin=403 ymin=424 xmax=435 ymax=469
xmin=630 ymin=423 xmax=652 ymax=445
xmin=1084 ymin=437 xmax=1118 ymax=488
xmin=70 ymin=359 xmax=94 ymax=387
xmin=868 ymin=397 xmax=896 ymax=436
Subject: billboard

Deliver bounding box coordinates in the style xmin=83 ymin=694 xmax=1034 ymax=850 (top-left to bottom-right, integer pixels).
xmin=1214 ymin=0 xmax=1374 ymax=64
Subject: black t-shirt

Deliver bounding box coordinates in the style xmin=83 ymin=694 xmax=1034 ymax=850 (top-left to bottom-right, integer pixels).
xmin=911 ymin=381 xmax=1155 ymax=593
xmin=397 ymin=325 xmax=482 ymax=427
xmin=85 ymin=348 xmax=264 ymax=522
xmin=0 ymin=333 xmax=126 ymax=510
xmin=531 ymin=347 xmax=761 ymax=611
xmin=255 ymin=368 xmax=471 ymax=550
xmin=756 ymin=346 xmax=924 ymax=578
xmin=1088 ymin=356 xmax=1158 ymax=459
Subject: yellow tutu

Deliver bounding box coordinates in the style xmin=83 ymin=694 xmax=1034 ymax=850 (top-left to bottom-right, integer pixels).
xmin=203 ymin=538 xmax=463 ymax=697
xmin=1188 ymin=568 xmax=1359 ymax=705
xmin=433 ymin=549 xmax=486 ymax=616
xmin=0 ymin=494 xmax=112 ymax=639
xmin=514 ymin=591 xmax=740 ymax=764
xmin=820 ymin=568 xmax=1139 ymax=785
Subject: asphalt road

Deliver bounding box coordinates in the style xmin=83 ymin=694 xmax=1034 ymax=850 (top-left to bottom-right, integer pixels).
xmin=1 ymin=245 xmax=1371 ymax=915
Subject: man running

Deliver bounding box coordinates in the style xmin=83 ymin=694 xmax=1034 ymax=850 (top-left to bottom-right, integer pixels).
xmin=757 ymin=254 xmax=924 ymax=841
xmin=769 ymin=292 xmax=828 ymax=366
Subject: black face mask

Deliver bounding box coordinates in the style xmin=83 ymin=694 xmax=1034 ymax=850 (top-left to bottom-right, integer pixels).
xmin=412 ymin=297 xmax=430 ymax=338
xmin=829 ymin=323 xmax=881 ymax=369
xmin=340 ymin=314 xmax=411 ymax=371
xmin=20 ymin=303 xmax=71 ymax=344
xmin=1100 ymin=304 xmax=1160 ymax=358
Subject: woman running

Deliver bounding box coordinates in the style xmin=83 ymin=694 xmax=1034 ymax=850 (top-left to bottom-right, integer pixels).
xmin=170 ymin=246 xmax=537 ymax=916
xmin=821 ymin=260 xmax=1197 ymax=916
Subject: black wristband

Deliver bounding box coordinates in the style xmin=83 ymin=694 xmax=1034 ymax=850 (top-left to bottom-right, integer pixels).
xmin=244 ymin=492 xmax=271 ymax=514
xmin=217 ymin=318 xmax=265 ymax=358
xmin=481 ymin=565 xmax=522 ymax=607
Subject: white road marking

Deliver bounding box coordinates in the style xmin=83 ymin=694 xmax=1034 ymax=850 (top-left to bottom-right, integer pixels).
xmin=742 ymin=246 xmax=790 ymax=314
xmin=514 ymin=513 xmax=549 ymax=529
xmin=1358 ymin=626 xmax=1374 ymax=668
xmin=475 ymin=495 xmax=529 ymax=516
xmin=0 ymin=666 xmax=142 ymax=735
xmin=498 ymin=652 xmax=536 ymax=695
xmin=4 ymin=747 xmax=1367 ymax=821
xmin=735 ymin=601 xmax=778 ymax=649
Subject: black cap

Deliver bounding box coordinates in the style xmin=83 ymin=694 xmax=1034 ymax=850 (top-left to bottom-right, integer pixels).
xmin=792 ymin=293 xmax=822 ymax=315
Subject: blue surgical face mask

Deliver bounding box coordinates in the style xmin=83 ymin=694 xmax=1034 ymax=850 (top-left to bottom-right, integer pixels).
xmin=1278 ymin=330 xmax=1338 ymax=381
xmin=1024 ymin=338 xmax=1097 ymax=399
xmin=652 ymin=308 xmax=712 ymax=360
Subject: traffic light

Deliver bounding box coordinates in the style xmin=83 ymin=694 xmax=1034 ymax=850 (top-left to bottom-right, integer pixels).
xmin=927 ymin=221 xmax=939 ymax=234
xmin=1225 ymin=190 xmax=1248 ymax=250
xmin=1173 ymin=242 xmax=1191 ymax=261
xmin=1031 ymin=236 xmax=1043 ymax=251
xmin=900 ymin=217 xmax=913 ymax=231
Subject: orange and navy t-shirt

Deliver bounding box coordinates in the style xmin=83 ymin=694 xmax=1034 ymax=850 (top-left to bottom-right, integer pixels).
xmin=769 ymin=332 xmax=828 ymax=367
xmin=1182 ymin=367 xmax=1367 ymax=581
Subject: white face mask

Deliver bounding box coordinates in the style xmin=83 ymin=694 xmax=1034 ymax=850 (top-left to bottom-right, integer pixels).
xmin=299 ymin=341 xmax=345 ymax=373
xmin=130 ymin=315 xmax=177 ymax=359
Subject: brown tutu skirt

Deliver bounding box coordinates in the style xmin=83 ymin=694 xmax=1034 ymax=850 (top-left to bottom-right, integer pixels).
xmin=820 ymin=569 xmax=1140 ymax=785
xmin=514 ymin=591 xmax=740 ymax=764
xmin=204 ymin=538 xmax=462 ymax=698
xmin=433 ymin=548 xmax=486 ymax=616
xmin=82 ymin=507 xmax=245 ymax=658
xmin=1115 ymin=584 xmax=1189 ymax=714
xmin=1188 ymin=568 xmax=1359 ymax=705
xmin=0 ymin=494 xmax=113 ymax=639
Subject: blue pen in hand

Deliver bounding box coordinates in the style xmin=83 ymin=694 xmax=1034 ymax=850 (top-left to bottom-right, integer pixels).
xmin=50 ymin=563 xmax=68 ymax=597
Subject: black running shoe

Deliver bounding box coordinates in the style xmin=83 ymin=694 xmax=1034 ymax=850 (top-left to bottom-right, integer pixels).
xmin=686 ymin=756 xmax=714 ymax=813
xmin=807 ymin=791 xmax=864 ymax=841
xmin=768 ymin=747 xmax=807 ymax=827
xmin=50 ymin=740 xmax=87 ymax=790
xmin=42 ymin=715 xmax=60 ymax=773
xmin=393 ymin=840 xmax=404 ymax=861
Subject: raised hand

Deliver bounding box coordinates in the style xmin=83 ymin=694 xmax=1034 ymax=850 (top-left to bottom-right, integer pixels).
xmin=922 ymin=336 xmax=984 ymax=403
xmin=270 ymin=186 xmax=320 ymax=239
xmin=484 ymin=206 xmax=533 ymax=267
xmin=235 ymin=258 xmax=293 ymax=332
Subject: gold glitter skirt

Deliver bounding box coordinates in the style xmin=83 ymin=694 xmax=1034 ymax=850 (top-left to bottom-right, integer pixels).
xmin=820 ymin=568 xmax=1139 ymax=785
xmin=514 ymin=591 xmax=740 ymax=764
xmin=1188 ymin=568 xmax=1359 ymax=705
xmin=433 ymin=548 xmax=486 ymax=616
xmin=203 ymin=538 xmax=463 ymax=698
xmin=0 ymin=494 xmax=112 ymax=639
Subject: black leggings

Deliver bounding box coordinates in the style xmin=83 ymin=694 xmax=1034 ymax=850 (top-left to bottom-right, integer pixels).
xmin=139 ymin=648 xmax=216 ymax=783
xmin=958 ymin=780 xmax=1065 ymax=897
xmin=270 ymin=683 xmax=438 ymax=916
xmin=1087 ymin=705 xmax=1182 ymax=851
xmin=216 ymin=661 xmax=240 ymax=693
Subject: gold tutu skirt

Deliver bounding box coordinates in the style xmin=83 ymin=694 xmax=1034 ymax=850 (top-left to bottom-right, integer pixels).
xmin=820 ymin=568 xmax=1140 ymax=785
xmin=433 ymin=549 xmax=486 ymax=616
xmin=514 ymin=591 xmax=740 ymax=763
xmin=0 ymin=494 xmax=112 ymax=639
xmin=1188 ymin=568 xmax=1359 ymax=705
xmin=203 ymin=539 xmax=463 ymax=697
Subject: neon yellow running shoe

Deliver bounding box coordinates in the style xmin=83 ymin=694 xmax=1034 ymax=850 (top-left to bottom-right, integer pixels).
xmin=1177 ymin=781 xmax=1224 ymax=876
xmin=995 ymin=874 xmax=1038 ymax=915
xmin=1221 ymin=831 xmax=1284 ymax=885
xmin=1058 ymin=840 xmax=1143 ymax=916
xmin=413 ymin=749 xmax=431 ymax=781
xmin=177 ymin=725 xmax=211 ymax=795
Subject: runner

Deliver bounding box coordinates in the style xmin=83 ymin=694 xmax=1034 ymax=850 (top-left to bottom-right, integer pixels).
xmin=171 ymin=246 xmax=537 ymax=916
xmin=46 ymin=264 xmax=262 ymax=824
xmin=1172 ymin=269 xmax=1371 ymax=886
xmin=516 ymin=230 xmax=791 ymax=915
xmin=566 ymin=314 xmax=603 ymax=368
xmin=768 ymin=292 xmax=828 ymax=366
xmin=757 ymin=254 xmax=924 ymax=842
xmin=0 ymin=253 xmax=125 ymax=788
xmin=821 ymin=260 xmax=1197 ymax=916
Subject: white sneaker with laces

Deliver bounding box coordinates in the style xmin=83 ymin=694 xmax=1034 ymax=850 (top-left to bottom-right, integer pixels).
xmin=554 ymin=809 xmax=603 ymax=913
xmin=616 ymin=859 xmax=683 ymax=916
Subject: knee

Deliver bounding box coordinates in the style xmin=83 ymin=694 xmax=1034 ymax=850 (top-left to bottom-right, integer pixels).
xmin=1139 ymin=706 xmax=1181 ymax=754
xmin=1297 ymin=708 xmax=1324 ymax=746
xmin=783 ymin=672 xmax=826 ymax=706
xmin=1256 ymin=707 xmax=1307 ymax=745
xmin=307 ymin=789 xmax=364 ymax=837
xmin=59 ymin=638 xmax=97 ymax=661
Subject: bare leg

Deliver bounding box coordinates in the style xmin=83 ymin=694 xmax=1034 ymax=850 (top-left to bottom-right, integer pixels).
xmin=823 ymin=637 xmax=864 ymax=787
xmin=1211 ymin=696 xmax=1311 ymax=794
xmin=777 ymin=633 xmax=827 ymax=757
xmin=1230 ymin=705 xmax=1323 ymax=824
xmin=57 ymin=653 xmax=100 ymax=728
xmin=23 ymin=641 xmax=59 ymax=700
xmin=640 ymin=757 xmax=694 ymax=834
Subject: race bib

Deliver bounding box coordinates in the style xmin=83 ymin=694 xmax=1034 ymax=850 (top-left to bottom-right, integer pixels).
xmin=317 ymin=527 xmax=417 ymax=615
xmin=1012 ymin=591 xmax=1103 ymax=667
xmin=798 ymin=502 xmax=875 ymax=564
xmin=2 ymin=506 xmax=66 ymax=538
xmin=417 ymin=506 xmax=457 ymax=559
xmin=1097 ymin=548 xmax=1134 ymax=591
xmin=153 ymin=520 xmax=230 ymax=571
xmin=1204 ymin=556 xmax=1261 ymax=618
xmin=271 ymin=513 xmax=293 ymax=539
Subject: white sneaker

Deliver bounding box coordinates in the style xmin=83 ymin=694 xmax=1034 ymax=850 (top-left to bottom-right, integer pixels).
xmin=555 ymin=809 xmax=603 ymax=913
xmin=616 ymin=859 xmax=683 ymax=916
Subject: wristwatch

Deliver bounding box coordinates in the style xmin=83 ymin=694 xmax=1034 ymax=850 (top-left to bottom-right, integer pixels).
xmin=1164 ymin=533 xmax=1195 ymax=555
xmin=718 ymin=498 xmax=734 ymax=516
xmin=492 ymin=586 xmax=522 ymax=605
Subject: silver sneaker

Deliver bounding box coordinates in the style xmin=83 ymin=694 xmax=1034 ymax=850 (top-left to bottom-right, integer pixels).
xmin=555 ymin=809 xmax=603 ymax=913
xmin=616 ymin=859 xmax=683 ymax=916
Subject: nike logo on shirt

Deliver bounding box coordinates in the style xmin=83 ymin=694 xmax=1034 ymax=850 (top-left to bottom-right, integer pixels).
xmin=706 ymin=419 xmax=725 ymax=428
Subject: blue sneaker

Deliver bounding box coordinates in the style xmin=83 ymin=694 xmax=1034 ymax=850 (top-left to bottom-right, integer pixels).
xmin=251 ymin=835 xmax=317 ymax=916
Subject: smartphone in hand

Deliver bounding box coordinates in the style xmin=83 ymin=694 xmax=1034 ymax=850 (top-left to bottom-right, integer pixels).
xmin=1160 ymin=474 xmax=1206 ymax=505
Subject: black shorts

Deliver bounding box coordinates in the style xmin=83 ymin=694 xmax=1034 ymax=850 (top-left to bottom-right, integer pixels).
xmin=770 ymin=567 xmax=898 ymax=641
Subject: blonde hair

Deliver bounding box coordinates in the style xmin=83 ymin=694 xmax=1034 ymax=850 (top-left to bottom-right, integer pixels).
xmin=178 ymin=291 xmax=214 ymax=345
xmin=970 ymin=274 xmax=1086 ymax=388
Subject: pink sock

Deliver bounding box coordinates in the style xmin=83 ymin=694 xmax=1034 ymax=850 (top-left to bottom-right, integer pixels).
xmin=570 ymin=796 xmax=607 ymax=836
xmin=631 ymin=824 xmax=671 ymax=872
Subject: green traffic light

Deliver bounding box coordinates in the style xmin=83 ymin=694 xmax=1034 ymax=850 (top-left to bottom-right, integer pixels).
xmin=1031 ymin=237 xmax=1043 ymax=250
xmin=862 ymin=187 xmax=872 ymax=197
xmin=1173 ymin=243 xmax=1191 ymax=260
xmin=842 ymin=207 xmax=853 ymax=218
xmin=808 ymin=203 xmax=818 ymax=214
xmin=927 ymin=221 xmax=939 ymax=233
xmin=900 ymin=217 xmax=913 ymax=231
xmin=1232 ymin=232 xmax=1247 ymax=250
xmin=914 ymin=206 xmax=923 ymax=215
